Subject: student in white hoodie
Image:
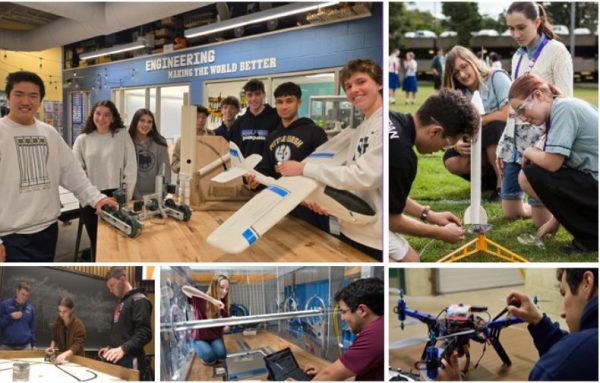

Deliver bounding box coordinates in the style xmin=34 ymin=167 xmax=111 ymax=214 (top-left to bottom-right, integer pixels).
xmin=0 ymin=71 xmax=116 ymax=262
xmin=279 ymin=59 xmax=383 ymax=260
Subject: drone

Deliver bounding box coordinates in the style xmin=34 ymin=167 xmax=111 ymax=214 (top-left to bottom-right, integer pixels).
xmin=393 ymin=290 xmax=523 ymax=380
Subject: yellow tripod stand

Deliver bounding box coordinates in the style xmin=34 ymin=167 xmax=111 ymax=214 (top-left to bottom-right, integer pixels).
xmin=438 ymin=225 xmax=529 ymax=263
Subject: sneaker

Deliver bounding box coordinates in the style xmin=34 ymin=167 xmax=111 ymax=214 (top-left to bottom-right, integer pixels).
xmin=487 ymin=189 xmax=501 ymax=203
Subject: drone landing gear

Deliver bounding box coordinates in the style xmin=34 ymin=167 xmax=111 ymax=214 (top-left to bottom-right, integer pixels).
xmin=489 ymin=328 xmax=512 ymax=366
xmin=438 ymin=225 xmax=529 ymax=263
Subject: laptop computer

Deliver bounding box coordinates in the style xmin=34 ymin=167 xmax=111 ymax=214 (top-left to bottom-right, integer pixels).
xmin=264 ymin=347 xmax=313 ymax=381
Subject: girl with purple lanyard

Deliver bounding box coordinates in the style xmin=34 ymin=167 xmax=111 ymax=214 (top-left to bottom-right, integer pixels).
xmin=495 ymin=2 xmax=573 ymax=229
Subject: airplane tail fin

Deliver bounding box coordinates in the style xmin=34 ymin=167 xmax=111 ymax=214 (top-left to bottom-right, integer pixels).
xmin=212 ymin=142 xmax=263 ymax=183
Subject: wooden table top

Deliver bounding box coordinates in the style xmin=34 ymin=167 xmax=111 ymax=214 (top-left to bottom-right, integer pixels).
xmin=96 ymin=206 xmax=374 ymax=263
xmin=188 ymin=331 xmax=330 ymax=381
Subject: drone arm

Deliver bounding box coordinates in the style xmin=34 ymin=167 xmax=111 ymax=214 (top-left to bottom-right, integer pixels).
xmin=404 ymin=308 xmax=439 ymax=328
xmin=487 ymin=316 xmax=523 ymax=329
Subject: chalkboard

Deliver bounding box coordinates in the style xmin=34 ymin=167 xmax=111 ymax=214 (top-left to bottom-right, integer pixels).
xmin=0 ymin=267 xmax=116 ymax=349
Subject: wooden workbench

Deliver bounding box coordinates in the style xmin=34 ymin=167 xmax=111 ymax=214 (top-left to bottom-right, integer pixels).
xmin=96 ymin=205 xmax=374 ymax=262
xmin=0 ymin=351 xmax=139 ymax=381
xmin=187 ymin=331 xmax=330 ymax=381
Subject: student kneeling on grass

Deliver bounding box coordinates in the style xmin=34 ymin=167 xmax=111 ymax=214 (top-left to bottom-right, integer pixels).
xmin=389 ymin=89 xmax=480 ymax=262
xmin=508 ymin=74 xmax=598 ymax=253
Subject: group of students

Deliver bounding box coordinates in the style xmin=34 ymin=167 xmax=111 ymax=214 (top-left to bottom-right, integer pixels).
xmin=0 ymin=57 xmax=383 ymax=261
xmin=0 ymin=267 xmax=153 ymax=380
xmin=182 ymin=275 xmax=384 ymax=381
xmin=390 ymin=1 xmax=598 ymax=261
xmin=389 ymin=49 xmax=419 ymax=105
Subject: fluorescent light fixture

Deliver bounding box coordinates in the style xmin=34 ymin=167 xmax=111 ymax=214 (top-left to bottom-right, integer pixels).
xmin=306 ymin=73 xmax=335 ymax=78
xmin=185 ymin=1 xmax=339 ymax=39
xmin=80 ymin=38 xmax=146 ymax=60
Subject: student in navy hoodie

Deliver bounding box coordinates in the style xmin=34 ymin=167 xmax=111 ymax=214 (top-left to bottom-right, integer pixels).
xmin=0 ymin=281 xmax=36 ymax=350
xmin=248 ymin=81 xmax=329 ymax=232
xmin=229 ymin=79 xmax=280 ymax=158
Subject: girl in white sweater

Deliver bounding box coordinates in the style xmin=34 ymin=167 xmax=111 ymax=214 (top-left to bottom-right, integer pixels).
xmin=73 ymin=100 xmax=136 ymax=254
xmin=496 ymin=1 xmax=573 ymax=228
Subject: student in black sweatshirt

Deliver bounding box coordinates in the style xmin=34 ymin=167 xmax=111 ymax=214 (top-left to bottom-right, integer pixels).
xmin=230 ymin=79 xmax=280 ymax=158
xmin=248 ymin=82 xmax=329 ymax=232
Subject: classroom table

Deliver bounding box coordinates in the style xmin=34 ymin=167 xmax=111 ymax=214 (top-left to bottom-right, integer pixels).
xmin=0 ymin=351 xmax=139 ymax=381
xmin=187 ymin=331 xmax=330 ymax=381
xmin=96 ymin=203 xmax=374 ymax=262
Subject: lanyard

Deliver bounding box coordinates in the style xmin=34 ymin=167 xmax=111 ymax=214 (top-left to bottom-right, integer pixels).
xmin=543 ymin=115 xmax=552 ymax=151
xmin=515 ymin=35 xmax=550 ymax=79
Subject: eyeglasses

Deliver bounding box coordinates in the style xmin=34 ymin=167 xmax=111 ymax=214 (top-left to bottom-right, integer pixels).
xmin=339 ymin=307 xmax=352 ymax=315
xmin=453 ymin=62 xmax=471 ymax=78
xmin=514 ymin=93 xmax=534 ymax=119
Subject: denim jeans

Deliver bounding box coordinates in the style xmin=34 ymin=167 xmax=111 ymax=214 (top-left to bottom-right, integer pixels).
xmin=500 ymin=161 xmax=542 ymax=206
xmin=193 ymin=338 xmax=227 ymax=364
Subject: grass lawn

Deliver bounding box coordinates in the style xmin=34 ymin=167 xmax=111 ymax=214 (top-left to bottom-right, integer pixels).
xmin=390 ymin=82 xmax=598 ymax=262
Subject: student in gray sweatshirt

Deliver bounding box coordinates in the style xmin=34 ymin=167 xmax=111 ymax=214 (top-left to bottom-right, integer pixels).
xmin=128 ymin=109 xmax=171 ymax=200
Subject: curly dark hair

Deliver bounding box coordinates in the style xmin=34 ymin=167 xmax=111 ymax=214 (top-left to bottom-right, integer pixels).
xmin=82 ymin=100 xmax=124 ymax=136
xmin=128 ymin=108 xmax=167 ymax=146
xmin=334 ymin=277 xmax=383 ymax=316
xmin=416 ymin=89 xmax=480 ymax=140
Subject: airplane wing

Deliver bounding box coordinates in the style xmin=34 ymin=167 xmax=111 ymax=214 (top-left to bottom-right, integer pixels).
xmin=302 ymin=128 xmax=352 ymax=166
xmin=207 ymin=176 xmax=319 ymax=253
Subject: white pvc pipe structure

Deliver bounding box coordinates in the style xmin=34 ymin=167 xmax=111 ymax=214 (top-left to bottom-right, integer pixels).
xmin=161 ymin=309 xmax=324 ymax=332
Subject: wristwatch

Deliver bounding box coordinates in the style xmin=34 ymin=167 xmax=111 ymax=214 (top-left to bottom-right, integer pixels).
xmin=420 ymin=206 xmax=431 ymax=221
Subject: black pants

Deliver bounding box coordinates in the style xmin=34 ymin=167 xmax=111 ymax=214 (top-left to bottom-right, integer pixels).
xmin=340 ymin=233 xmax=382 ymax=261
xmin=3 ymin=222 xmax=58 ymax=262
xmin=523 ymin=164 xmax=598 ymax=250
xmin=117 ymin=353 xmax=150 ymax=381
xmin=80 ymin=189 xmax=115 ymax=252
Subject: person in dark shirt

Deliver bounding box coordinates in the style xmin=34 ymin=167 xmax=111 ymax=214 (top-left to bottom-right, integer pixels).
xmin=229 ymin=79 xmax=280 ymax=158
xmin=0 ymin=281 xmax=35 ymax=350
xmin=100 ymin=267 xmax=153 ymax=380
xmin=248 ymin=81 xmax=329 ymax=231
xmin=212 ymin=96 xmax=240 ymax=141
xmin=438 ymin=268 xmax=598 ymax=381
xmin=389 ymin=90 xmax=479 ymax=261
xmin=303 ymin=278 xmax=384 ymax=381
xmin=181 ymin=275 xmax=231 ymax=365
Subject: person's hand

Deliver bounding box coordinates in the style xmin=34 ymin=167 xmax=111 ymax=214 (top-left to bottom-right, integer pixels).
xmin=304 ymin=364 xmax=319 ymax=376
xmin=214 ymin=300 xmax=225 ymax=310
xmin=223 ymin=325 xmax=230 ymax=333
xmin=98 ymin=347 xmax=109 ymax=360
xmin=102 ymin=346 xmax=126 ymax=363
xmin=428 ymin=211 xmax=461 ymax=227
xmin=437 ymin=351 xmax=461 ymax=381
xmin=522 ymin=147 xmax=536 ymax=167
xmin=506 ymin=291 xmax=543 ymax=325
xmin=454 ymin=139 xmax=471 ymax=156
xmin=538 ymin=216 xmax=560 ymax=238
xmin=10 ymin=311 xmax=23 ymax=320
xmin=278 ymin=161 xmax=305 ymax=177
xmin=495 ymin=158 xmax=505 ymax=178
xmin=0 ymin=243 xmax=5 ymax=262
xmin=245 ymin=174 xmax=261 ymax=190
xmin=55 ymin=352 xmax=69 ymax=364
xmin=31 ymin=345 xmax=36 ymax=351
xmin=436 ymin=223 xmax=465 ymax=243
xmin=95 ymin=197 xmax=118 ymax=215
xmin=304 ymin=202 xmax=329 ymax=216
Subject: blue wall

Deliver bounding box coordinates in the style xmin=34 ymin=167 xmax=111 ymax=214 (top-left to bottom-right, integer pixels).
xmin=62 ymin=4 xmax=382 ymax=140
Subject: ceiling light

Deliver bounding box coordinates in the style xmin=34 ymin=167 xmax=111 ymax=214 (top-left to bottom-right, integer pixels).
xmin=80 ymin=38 xmax=147 ymax=61
xmin=184 ymin=1 xmax=339 ymax=39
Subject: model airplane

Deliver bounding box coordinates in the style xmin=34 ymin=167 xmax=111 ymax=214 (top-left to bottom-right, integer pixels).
xmin=207 ymin=139 xmax=377 ymax=253
xmin=393 ymin=290 xmax=522 ymax=380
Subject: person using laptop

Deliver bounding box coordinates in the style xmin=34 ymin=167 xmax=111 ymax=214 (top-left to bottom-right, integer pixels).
xmin=302 ymin=277 xmax=383 ymax=381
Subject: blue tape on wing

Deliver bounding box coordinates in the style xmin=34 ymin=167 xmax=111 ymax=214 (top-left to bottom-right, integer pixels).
xmin=267 ymin=185 xmax=289 ymax=197
xmin=242 ymin=228 xmax=258 ymax=245
xmin=308 ymin=152 xmax=335 ymax=158
xmin=230 ymin=148 xmax=240 ymax=158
